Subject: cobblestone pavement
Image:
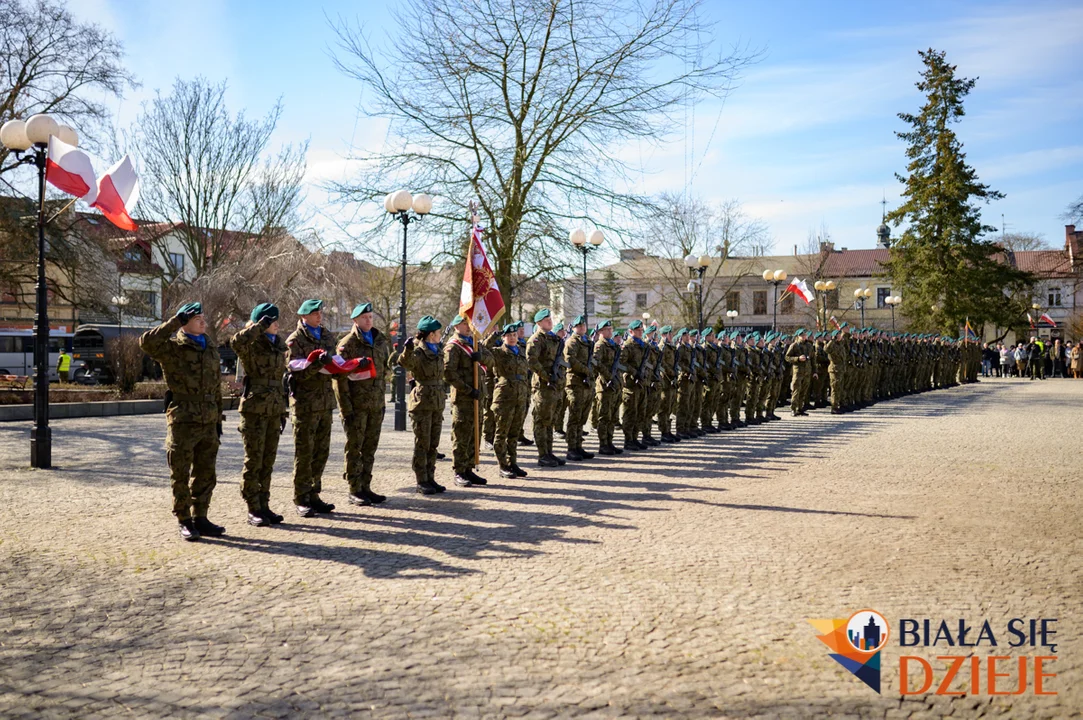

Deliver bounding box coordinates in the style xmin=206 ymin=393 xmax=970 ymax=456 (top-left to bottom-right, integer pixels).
xmin=0 ymin=377 xmax=1079 ymax=719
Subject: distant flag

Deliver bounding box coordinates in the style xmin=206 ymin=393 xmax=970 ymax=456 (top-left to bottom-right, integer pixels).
xmin=1038 ymin=312 xmax=1057 ymax=328
xmin=90 ymin=154 xmax=140 ymax=231
xmin=786 ymin=277 xmax=816 ymax=305
xmin=829 ymin=315 xmax=841 ymax=330
xmin=963 ymin=319 xmax=978 ymax=341
xmin=459 ymin=210 xmax=505 ymax=335
xmin=45 ymin=136 xmax=98 ymax=204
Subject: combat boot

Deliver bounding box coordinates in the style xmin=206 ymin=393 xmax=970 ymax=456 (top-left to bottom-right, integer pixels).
xmin=295 ymin=498 xmax=316 ymax=517
xmin=192 ymin=517 xmax=225 ymax=537
xmin=178 ymin=519 xmax=201 ymax=541
xmin=260 ymin=498 xmax=284 ymax=524
xmin=429 ymin=470 xmax=447 ymax=493
xmin=566 ymin=448 xmax=586 ymax=461
xmin=454 ymin=473 xmax=475 ymax=487
xmin=499 ymin=466 xmax=517 ymax=479
xmin=247 ymin=507 xmax=269 ymax=527
xmin=554 ymin=454 xmax=567 ymax=466
xmin=360 ymin=479 xmax=386 ymax=505
xmin=578 ymin=448 xmax=595 ymax=459
xmin=310 ymin=496 xmax=336 ymax=514
xmin=511 ymin=464 xmax=529 ymax=477
xmin=598 ymin=444 xmax=617 ymax=456
xmin=624 ymin=439 xmax=643 ymax=452
xmin=643 ymin=434 xmax=661 ymax=447
xmin=538 ymin=454 xmax=560 ymax=468
xmin=348 ymin=492 xmax=373 ymax=506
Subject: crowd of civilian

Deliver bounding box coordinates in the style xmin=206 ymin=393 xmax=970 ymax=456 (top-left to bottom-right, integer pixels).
xmin=981 ymin=338 xmax=1081 ymax=380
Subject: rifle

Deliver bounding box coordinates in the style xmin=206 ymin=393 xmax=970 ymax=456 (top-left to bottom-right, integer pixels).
xmin=634 ymin=339 xmax=650 ymax=384
xmin=652 ymin=344 xmax=663 ymax=383
xmin=609 ymin=341 xmax=625 ymax=388
xmin=550 ymin=336 xmax=568 ymax=385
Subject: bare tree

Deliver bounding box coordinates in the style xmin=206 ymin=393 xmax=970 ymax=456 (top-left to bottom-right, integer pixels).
xmin=0 ymin=0 xmax=136 ymax=175
xmin=128 ymin=78 xmax=308 ymax=278
xmin=623 ymin=194 xmax=765 ymax=327
xmin=999 ymin=231 xmax=1051 ymax=253
xmin=329 ymin=0 xmax=755 ymax=309
xmin=1064 ymin=194 xmax=1083 ymax=226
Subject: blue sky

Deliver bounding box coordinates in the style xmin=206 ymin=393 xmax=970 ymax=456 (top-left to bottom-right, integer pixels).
xmin=67 ymin=0 xmax=1083 ymax=257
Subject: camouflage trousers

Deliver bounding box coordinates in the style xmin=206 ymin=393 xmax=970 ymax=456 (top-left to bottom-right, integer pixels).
xmin=675 ymin=377 xmax=695 ymax=434
xmin=829 ymin=369 xmax=843 ymax=410
xmin=292 ymin=408 xmax=333 ymax=504
xmin=716 ymin=379 xmax=732 ymax=426
xmin=565 ymin=381 xmax=592 ymax=451
xmin=494 ymin=389 xmax=526 ymax=467
xmin=791 ymin=370 xmax=811 ymax=414
xmin=482 ymin=372 xmax=497 ymax=444
xmin=410 ymin=406 xmax=443 ymax=484
xmin=594 ymin=386 xmax=620 ymax=448
xmin=532 ymin=384 xmax=560 ymax=457
xmin=691 ymin=381 xmax=704 ymax=429
xmin=765 ymin=377 xmax=781 ymax=417
xmin=342 ymin=402 xmax=384 ymax=495
xmin=701 ymin=381 xmax=720 ymax=428
xmin=165 ymin=419 xmax=219 ymax=521
xmin=239 ymin=412 xmax=281 ymax=512
xmin=745 ymin=379 xmax=762 ymax=421
xmin=620 ymin=385 xmax=643 ymax=442
xmin=639 ymin=384 xmax=660 ymax=439
xmin=450 ymin=399 xmax=480 ymax=473
xmin=657 ymin=382 xmax=677 ymax=436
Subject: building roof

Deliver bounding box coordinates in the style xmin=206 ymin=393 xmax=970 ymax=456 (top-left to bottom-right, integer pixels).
xmin=820 ymin=248 xmax=891 ymax=278
xmin=1013 ymin=250 xmax=1074 ymax=278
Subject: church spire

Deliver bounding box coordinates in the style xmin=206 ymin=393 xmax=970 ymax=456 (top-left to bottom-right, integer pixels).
xmin=877 ymin=193 xmax=891 ymax=249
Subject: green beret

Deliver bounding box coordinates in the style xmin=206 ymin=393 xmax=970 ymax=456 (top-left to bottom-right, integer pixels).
xmin=702 ymin=327 xmax=715 ymax=337
xmin=830 ymin=329 xmax=839 ymax=338
xmin=674 ymin=328 xmax=687 ymax=339
xmin=596 ymin=320 xmax=612 ymax=330
xmin=297 ymin=299 xmax=324 ymax=315
xmin=553 ymin=321 xmax=564 ymax=332
xmin=660 ymin=325 xmax=672 ymax=333
xmin=647 ymin=323 xmax=658 ymax=332
xmin=689 ymin=329 xmax=699 ymax=337
xmin=628 ymin=319 xmax=643 ymax=330
xmin=178 ymin=301 xmax=202 ymax=317
xmin=502 ymin=323 xmax=517 ymax=335
xmin=250 ymin=302 xmax=278 ymax=323
xmin=513 ymin=321 xmax=524 ymax=330
xmin=451 ymin=314 xmax=467 ymax=326
xmin=533 ymin=308 xmax=551 ymax=322
xmin=417 ymin=315 xmax=441 ymax=333
xmin=793 ymin=328 xmax=804 ymax=336
xmin=571 ymin=314 xmax=585 ymax=327
xmin=351 ymin=302 xmax=373 ymax=318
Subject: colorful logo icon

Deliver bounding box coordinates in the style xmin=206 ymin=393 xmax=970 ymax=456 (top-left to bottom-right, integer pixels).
xmin=808 ymin=609 xmax=890 ymax=693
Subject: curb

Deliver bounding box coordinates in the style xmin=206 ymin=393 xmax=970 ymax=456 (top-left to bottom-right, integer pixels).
xmin=0 ymin=397 xmax=240 ymax=422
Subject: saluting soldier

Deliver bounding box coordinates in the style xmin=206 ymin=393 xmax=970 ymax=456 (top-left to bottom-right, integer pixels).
xmin=396 ymin=315 xmax=447 ymax=494
xmin=286 ymin=299 xmax=338 ymax=517
xmin=229 ymin=302 xmax=288 ymax=527
xmin=491 ymin=323 xmax=530 ymax=478
xmin=443 ymin=314 xmax=493 ymax=487
xmin=139 ymin=302 xmax=225 ymax=541
xmin=562 ymin=315 xmax=594 ymax=461
xmin=786 ymin=328 xmax=813 ymax=416
xmin=334 ymin=302 xmax=392 ymax=507
xmin=592 ymin=321 xmax=623 ymax=455
xmin=526 ymin=309 xmax=564 ymax=467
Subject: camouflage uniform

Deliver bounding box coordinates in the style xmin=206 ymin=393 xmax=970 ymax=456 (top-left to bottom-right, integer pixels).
xmin=637 ymin=339 xmax=660 ymax=444
xmin=700 ymin=340 xmax=721 ymax=431
xmin=230 ymin=321 xmax=288 ymax=514
xmin=657 ymin=339 xmax=678 ymax=439
xmin=286 ymin=321 xmax=338 ymax=505
xmin=397 ymin=338 xmax=445 ymax=486
xmin=491 ymin=342 xmax=529 ymax=469
xmin=526 ymin=329 xmax=563 ymax=461
xmin=619 ymin=335 xmax=648 ymax=447
xmin=593 ymin=334 xmax=622 ymax=452
xmin=675 ymin=339 xmax=695 ymax=437
xmin=334 ymin=325 xmax=393 ymax=498
xmin=825 ymin=333 xmax=847 ymax=412
xmin=443 ymin=333 xmax=493 ymax=476
xmin=139 ymin=316 xmax=223 ymax=521
xmin=786 ymin=335 xmax=813 ymax=415
xmin=729 ymin=341 xmax=748 ymax=427
xmin=563 ymin=331 xmax=594 ymax=455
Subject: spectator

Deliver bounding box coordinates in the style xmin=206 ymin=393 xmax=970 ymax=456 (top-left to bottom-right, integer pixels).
xmin=980 ymin=343 xmax=992 ymax=377
xmin=1000 ymin=344 xmax=1013 ymax=377
xmin=1027 ymin=338 xmax=1043 ymax=380
xmin=1072 ymin=341 xmax=1083 ymax=379
xmin=1051 ymin=339 xmax=1065 ymax=378
xmin=1014 ymin=343 xmax=1027 ymax=377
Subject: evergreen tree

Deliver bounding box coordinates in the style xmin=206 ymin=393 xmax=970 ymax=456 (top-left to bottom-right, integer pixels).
xmin=597 ymin=269 xmax=624 ymax=322
xmin=885 ymin=49 xmax=1032 ymax=334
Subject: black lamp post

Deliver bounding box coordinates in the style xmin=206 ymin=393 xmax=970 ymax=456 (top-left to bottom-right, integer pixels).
xmin=854 ymin=286 xmax=873 ymax=327
xmin=569 ymin=228 xmax=604 ymax=327
xmin=1 ymin=114 xmax=80 ymax=469
xmin=762 ymin=268 xmax=787 ymax=331
xmin=885 ymin=294 xmax=901 ymax=332
xmin=384 ymin=190 xmax=432 ymax=431
xmin=683 ymin=253 xmax=710 ymax=332
xmin=813 ymin=279 xmax=836 ymax=330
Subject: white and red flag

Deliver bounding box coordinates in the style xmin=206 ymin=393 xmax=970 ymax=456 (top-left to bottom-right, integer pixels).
xmin=45 ymin=136 xmax=98 ymax=204
xmin=288 ymin=351 xmax=368 ymax=377
xmin=1038 ymin=312 xmax=1057 ymax=327
xmin=459 ymin=216 xmax=505 ymax=335
xmin=786 ymin=277 xmax=816 ymax=305
xmin=90 ymin=155 xmax=140 ymax=231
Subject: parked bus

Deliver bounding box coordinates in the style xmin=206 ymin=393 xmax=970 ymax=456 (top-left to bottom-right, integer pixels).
xmin=0 ymin=329 xmax=75 ymax=382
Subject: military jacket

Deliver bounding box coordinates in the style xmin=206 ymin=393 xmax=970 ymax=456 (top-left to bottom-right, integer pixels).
xmin=621 ymin=336 xmax=648 ymax=388
xmin=825 ymin=336 xmax=847 ymax=370
xmin=676 ymin=342 xmax=693 ymax=380
xmin=526 ymin=330 xmax=562 ymax=391
xmin=443 ymin=333 xmax=493 ymax=404
xmin=398 ymin=338 xmax=445 ymax=412
xmin=786 ymin=338 xmax=812 ymax=373
xmin=286 ymin=321 xmax=338 ymax=413
xmin=333 ymin=325 xmax=393 ymax=416
xmin=230 ymin=321 xmax=288 ymax=417
xmin=563 ymin=332 xmax=593 ymax=387
xmin=594 ymin=337 xmax=621 ymax=391
xmin=660 ymin=342 xmax=678 ymax=385
xmin=491 ymin=343 xmax=529 ymax=401
xmin=139 ymin=316 xmax=223 ymax=424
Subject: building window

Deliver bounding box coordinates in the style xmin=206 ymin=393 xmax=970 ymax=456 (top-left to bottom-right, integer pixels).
xmin=876 ymin=287 xmax=891 ymax=309
xmin=123 ymin=247 xmax=143 ymax=263
xmin=168 ymin=252 xmax=185 ymax=274
xmin=753 ymin=290 xmax=767 ymax=315
xmin=635 ymin=293 xmax=647 ymax=309
xmin=726 ymin=291 xmax=740 ymax=313
xmin=826 ymin=289 xmax=839 ymax=310
xmin=585 ymin=294 xmax=595 ymax=315
xmin=1049 ymin=287 xmax=1062 ymax=307
xmin=780 ymin=293 xmax=795 ymax=314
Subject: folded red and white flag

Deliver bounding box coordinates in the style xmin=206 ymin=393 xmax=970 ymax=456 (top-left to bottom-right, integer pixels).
xmin=90 ymin=154 xmax=140 ymax=231
xmin=46 ymin=136 xmax=98 ymax=204
xmin=288 ymin=351 xmax=365 ymax=376
xmin=786 ymin=277 xmax=815 ymax=305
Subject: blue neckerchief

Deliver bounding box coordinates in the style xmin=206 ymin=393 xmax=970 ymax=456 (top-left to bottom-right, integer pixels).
xmin=425 ymin=342 xmax=440 ymax=354
xmin=361 ymin=329 xmax=373 ymax=346
xmin=459 ymin=335 xmax=473 ymax=347
xmin=510 ymin=345 xmax=520 ymax=356
xmin=548 ymin=331 xmax=558 ymax=338
xmin=607 ymin=338 xmax=616 ymax=347
xmin=266 ymin=333 xmax=277 ymax=344
xmin=633 ymin=337 xmax=644 ymax=347
xmin=185 ymin=333 xmax=207 ymax=349
xmin=305 ymin=323 xmax=321 ymax=340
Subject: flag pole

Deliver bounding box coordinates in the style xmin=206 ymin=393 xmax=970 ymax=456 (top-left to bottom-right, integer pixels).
xmin=469 ymin=201 xmax=481 ymax=470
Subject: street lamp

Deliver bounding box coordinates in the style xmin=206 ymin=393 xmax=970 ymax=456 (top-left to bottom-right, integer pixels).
xmin=569 ymin=227 xmax=604 ymax=328
xmin=684 ymin=253 xmax=710 ymax=332
xmin=112 ymin=294 xmax=130 ymax=336
xmin=1 ymin=113 xmax=79 ymax=468
xmin=813 ymin=279 xmax=836 ymax=331
xmin=853 ymin=286 xmax=873 ymax=327
xmin=885 ymin=295 xmax=901 ymax=332
xmin=726 ymin=309 xmax=738 ymax=329
xmin=384 ymin=189 xmax=432 ymax=431
xmin=763 ymin=268 xmax=787 ymax=331
xmin=1031 ymin=301 xmax=1043 ymax=340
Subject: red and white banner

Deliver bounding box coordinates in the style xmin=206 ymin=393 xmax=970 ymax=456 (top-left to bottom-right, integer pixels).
xmin=288 ymin=351 xmax=370 ymax=378
xmin=459 ymin=218 xmax=505 ymax=335
xmin=1038 ymin=312 xmax=1057 ymax=327
xmin=45 ymin=136 xmax=98 ymax=204
xmin=786 ymin=277 xmax=815 ymax=305
xmin=90 ymin=155 xmax=140 ymax=231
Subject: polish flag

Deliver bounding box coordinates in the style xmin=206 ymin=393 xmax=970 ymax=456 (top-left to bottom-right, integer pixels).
xmin=45 ymin=136 xmax=98 ymax=204
xmin=90 ymin=155 xmax=140 ymax=231
xmin=287 ymin=352 xmax=364 ymax=376
xmin=1038 ymin=313 xmax=1057 ymax=327
xmin=786 ymin=277 xmax=816 ymax=305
